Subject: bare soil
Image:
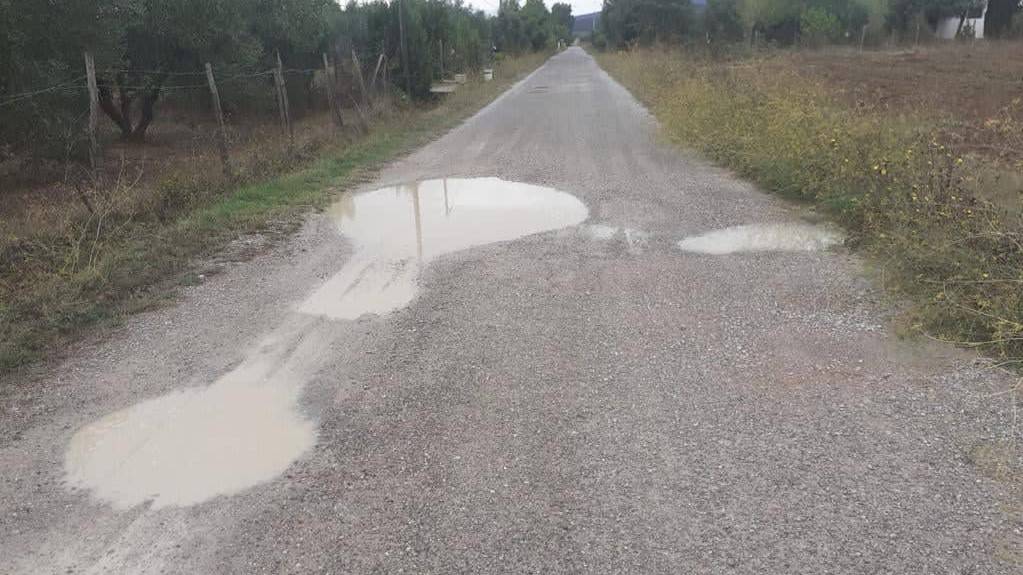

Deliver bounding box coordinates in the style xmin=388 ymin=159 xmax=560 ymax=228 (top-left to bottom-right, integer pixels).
xmin=775 ymin=41 xmax=1023 ymax=164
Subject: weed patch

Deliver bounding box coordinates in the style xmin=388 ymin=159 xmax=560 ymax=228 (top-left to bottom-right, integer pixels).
xmin=595 ymin=47 xmax=1023 ymax=363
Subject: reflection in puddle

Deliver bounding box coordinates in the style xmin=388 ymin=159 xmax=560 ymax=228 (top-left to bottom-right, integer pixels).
xmin=65 ymin=318 xmax=322 ymax=509
xmin=65 ymin=177 xmax=587 ymax=509
xmin=677 ymin=223 xmax=843 ymax=255
xmin=300 ymin=178 xmax=589 ymax=319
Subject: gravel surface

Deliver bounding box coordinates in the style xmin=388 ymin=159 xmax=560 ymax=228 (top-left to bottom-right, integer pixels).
xmin=2 ymin=47 xmax=1021 ymax=574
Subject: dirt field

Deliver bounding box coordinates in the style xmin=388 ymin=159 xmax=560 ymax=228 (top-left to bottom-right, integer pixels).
xmin=776 ymin=41 xmax=1023 ymax=165
xmin=0 ymin=100 xmax=358 ymax=220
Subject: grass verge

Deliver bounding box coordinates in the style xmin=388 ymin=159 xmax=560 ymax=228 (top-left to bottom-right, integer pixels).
xmin=0 ymin=53 xmax=549 ymax=378
xmin=594 ymin=46 xmax=1023 ymax=366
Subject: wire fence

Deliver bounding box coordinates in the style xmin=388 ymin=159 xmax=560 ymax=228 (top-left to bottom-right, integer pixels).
xmin=0 ymin=48 xmax=397 ymax=190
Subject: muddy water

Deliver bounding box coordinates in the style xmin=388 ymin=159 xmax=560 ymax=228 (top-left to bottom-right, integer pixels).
xmin=299 ymin=178 xmax=589 ymax=319
xmin=65 ymin=178 xmax=587 ymax=509
xmin=677 ymin=223 xmax=843 ymax=255
xmin=64 ymin=318 xmax=323 ymax=509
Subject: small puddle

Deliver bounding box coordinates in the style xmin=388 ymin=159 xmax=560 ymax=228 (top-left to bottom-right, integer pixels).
xmin=299 ymin=177 xmax=588 ymax=319
xmin=579 ymin=223 xmax=650 ymax=253
xmin=677 ymin=223 xmax=843 ymax=255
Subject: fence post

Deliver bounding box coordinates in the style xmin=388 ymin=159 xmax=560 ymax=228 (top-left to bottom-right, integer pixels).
xmin=322 ymin=53 xmax=343 ymax=128
xmin=859 ymin=25 xmax=867 ymax=52
xmin=370 ymin=53 xmax=385 ymax=94
xmin=204 ymin=63 xmax=233 ymax=180
xmin=83 ymin=51 xmax=102 ymax=179
xmin=351 ymin=49 xmax=370 ymax=111
xmin=273 ymin=50 xmax=293 ymax=144
xmin=399 ymin=0 xmax=411 ymax=96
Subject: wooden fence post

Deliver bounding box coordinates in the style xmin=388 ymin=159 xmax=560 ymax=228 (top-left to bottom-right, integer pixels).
xmin=370 ymin=53 xmax=385 ymax=94
xmin=273 ymin=50 xmax=293 ymax=144
xmin=322 ymin=53 xmax=343 ymax=128
xmin=204 ymin=63 xmax=233 ymax=180
xmin=399 ymin=0 xmax=411 ymax=96
xmin=83 ymin=51 xmax=102 ymax=179
xmin=351 ymin=50 xmax=370 ymax=111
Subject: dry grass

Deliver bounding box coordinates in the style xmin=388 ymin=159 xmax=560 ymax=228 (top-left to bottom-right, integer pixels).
xmin=0 ymin=53 xmax=550 ymax=376
xmin=595 ymin=43 xmax=1023 ymax=364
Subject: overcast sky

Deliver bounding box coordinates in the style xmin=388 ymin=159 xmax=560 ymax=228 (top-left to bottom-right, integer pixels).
xmin=466 ymin=0 xmax=603 ymax=17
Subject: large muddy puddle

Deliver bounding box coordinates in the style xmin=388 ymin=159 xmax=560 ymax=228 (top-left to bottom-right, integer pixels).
xmin=677 ymin=223 xmax=843 ymax=255
xmin=299 ymin=177 xmax=588 ymax=319
xmin=65 ymin=177 xmax=587 ymax=509
xmin=65 ymin=319 xmax=324 ymax=509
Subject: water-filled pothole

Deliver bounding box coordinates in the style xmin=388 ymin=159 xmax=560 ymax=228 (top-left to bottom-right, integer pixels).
xmin=677 ymin=223 xmax=843 ymax=255
xmin=65 ymin=177 xmax=587 ymax=509
xmin=299 ymin=177 xmax=589 ymax=319
xmin=64 ymin=319 xmax=324 ymax=509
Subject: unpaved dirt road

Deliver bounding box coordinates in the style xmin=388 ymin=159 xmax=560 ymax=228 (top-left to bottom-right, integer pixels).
xmin=2 ymin=47 xmax=1021 ymax=574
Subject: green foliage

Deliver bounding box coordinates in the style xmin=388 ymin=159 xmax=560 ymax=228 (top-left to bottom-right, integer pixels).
xmin=704 ymin=0 xmax=747 ymax=42
xmin=495 ymin=0 xmax=568 ymax=52
xmin=601 ymin=0 xmax=694 ymax=47
xmin=985 ymin=0 xmax=1022 ymax=37
xmin=0 ymin=0 xmax=545 ymax=159
xmin=0 ymin=0 xmax=120 ymax=157
xmin=800 ymin=6 xmax=842 ymax=45
xmin=594 ymin=0 xmax=1010 ymax=48
xmin=552 ymin=3 xmax=576 ymax=43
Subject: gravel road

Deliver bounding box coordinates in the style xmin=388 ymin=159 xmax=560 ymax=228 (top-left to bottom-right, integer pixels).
xmin=2 ymin=47 xmax=1021 ymax=574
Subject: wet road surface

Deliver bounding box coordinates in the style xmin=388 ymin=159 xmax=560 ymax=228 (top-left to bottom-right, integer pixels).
xmin=2 ymin=47 xmax=1020 ymax=574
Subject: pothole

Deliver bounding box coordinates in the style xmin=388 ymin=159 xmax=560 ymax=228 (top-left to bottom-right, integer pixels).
xmin=64 ymin=319 xmax=322 ymax=509
xmin=299 ymin=177 xmax=588 ymax=319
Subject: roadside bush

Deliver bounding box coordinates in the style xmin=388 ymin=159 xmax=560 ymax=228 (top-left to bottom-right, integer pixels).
xmin=800 ymin=7 xmax=841 ymax=46
xmin=703 ymin=0 xmax=746 ymax=44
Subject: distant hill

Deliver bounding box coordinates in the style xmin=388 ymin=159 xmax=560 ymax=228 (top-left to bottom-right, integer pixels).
xmin=572 ymin=12 xmax=599 ymax=37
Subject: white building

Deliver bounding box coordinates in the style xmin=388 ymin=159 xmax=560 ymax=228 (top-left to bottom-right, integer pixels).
xmin=936 ymin=2 xmax=987 ymax=39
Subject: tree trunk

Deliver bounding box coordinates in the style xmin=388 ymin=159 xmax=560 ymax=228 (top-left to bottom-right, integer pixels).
xmin=96 ymin=72 xmax=167 ymax=143
xmin=127 ymin=87 xmax=161 ymax=142
xmin=985 ymin=0 xmax=1018 ymax=38
xmin=956 ymin=10 xmax=968 ymax=37
xmin=96 ymin=83 xmax=134 ymax=137
xmin=305 ymin=73 xmax=316 ymax=113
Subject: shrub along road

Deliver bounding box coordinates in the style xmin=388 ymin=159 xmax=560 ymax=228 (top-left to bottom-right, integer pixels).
xmin=2 ymin=47 xmax=1020 ymax=573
